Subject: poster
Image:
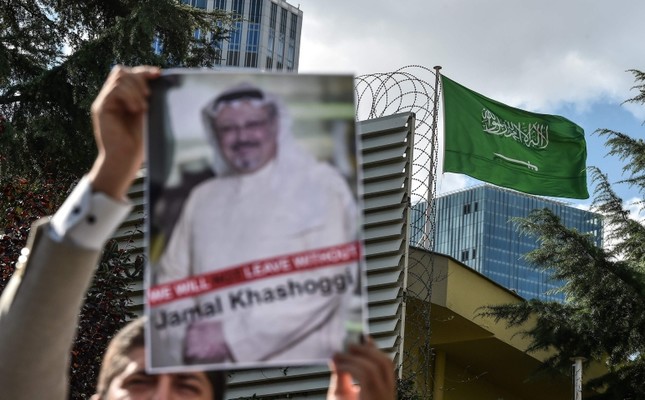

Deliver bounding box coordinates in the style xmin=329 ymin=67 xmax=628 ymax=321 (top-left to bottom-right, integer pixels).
xmin=144 ymin=70 xmax=366 ymax=372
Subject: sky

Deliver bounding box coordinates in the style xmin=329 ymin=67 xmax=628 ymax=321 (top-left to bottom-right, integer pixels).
xmin=293 ymin=0 xmax=644 ymax=217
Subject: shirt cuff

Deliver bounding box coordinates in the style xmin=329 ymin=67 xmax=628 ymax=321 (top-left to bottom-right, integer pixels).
xmin=49 ymin=176 xmax=133 ymax=250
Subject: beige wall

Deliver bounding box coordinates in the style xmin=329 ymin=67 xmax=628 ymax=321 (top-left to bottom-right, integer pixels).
xmin=402 ymin=249 xmax=595 ymax=400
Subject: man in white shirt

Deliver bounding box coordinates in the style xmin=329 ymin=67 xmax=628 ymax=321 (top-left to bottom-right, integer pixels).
xmin=0 ymin=66 xmax=395 ymax=400
xmin=153 ymin=84 xmax=361 ymax=367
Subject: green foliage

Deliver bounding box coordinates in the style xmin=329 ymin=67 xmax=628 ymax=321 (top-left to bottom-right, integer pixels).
xmin=0 ymin=0 xmax=234 ymax=181
xmin=0 ymin=1 xmax=234 ymax=398
xmin=0 ymin=176 xmax=72 ymax=285
xmin=480 ymin=70 xmax=645 ymax=399
xmin=397 ymin=377 xmax=422 ymax=400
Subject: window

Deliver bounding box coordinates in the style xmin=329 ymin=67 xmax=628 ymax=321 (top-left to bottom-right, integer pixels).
xmin=227 ymin=19 xmax=242 ymax=64
xmin=183 ymin=0 xmax=206 ymax=9
xmin=463 ymin=203 xmax=471 ymax=215
xmin=286 ymin=12 xmax=298 ymax=70
xmin=248 ymin=0 xmax=262 ymax=22
xmin=244 ymin=52 xmax=257 ymax=67
xmin=279 ymin=8 xmax=288 ymax=34
xmin=289 ymin=12 xmax=298 ymax=39
xmin=244 ymin=0 xmax=261 ymax=68
xmin=226 ymin=50 xmax=240 ymax=66
xmin=276 ymin=7 xmax=287 ymax=70
xmin=232 ymin=0 xmax=244 ymax=16
xmin=270 ymin=3 xmax=278 ymax=28
xmin=211 ymin=0 xmax=227 ymax=64
xmin=461 ymin=250 xmax=469 ymax=262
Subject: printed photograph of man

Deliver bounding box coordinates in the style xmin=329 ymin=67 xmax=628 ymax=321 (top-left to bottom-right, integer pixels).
xmin=146 ymin=73 xmax=364 ymax=372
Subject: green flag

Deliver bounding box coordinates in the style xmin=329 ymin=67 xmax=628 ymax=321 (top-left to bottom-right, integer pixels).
xmin=441 ymin=75 xmax=589 ymax=199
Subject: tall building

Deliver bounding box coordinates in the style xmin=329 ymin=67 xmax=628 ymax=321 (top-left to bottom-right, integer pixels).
xmin=181 ymin=0 xmax=303 ymax=71
xmin=412 ymin=185 xmax=603 ymax=302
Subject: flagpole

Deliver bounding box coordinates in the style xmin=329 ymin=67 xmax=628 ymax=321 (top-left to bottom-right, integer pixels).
xmin=424 ymin=66 xmax=442 ymax=249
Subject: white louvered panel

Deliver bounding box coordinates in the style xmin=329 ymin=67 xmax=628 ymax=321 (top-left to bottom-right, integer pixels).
xmin=368 ymin=301 xmax=401 ymax=320
xmin=128 ymin=179 xmax=145 ymax=195
xmin=362 ymin=159 xmax=408 ymax=180
xmin=367 ymin=270 xmax=403 ymax=287
xmin=363 ymin=175 xmax=407 ymax=195
xmin=360 ymin=113 xmax=412 ymax=134
xmin=227 ymin=374 xmax=328 ymax=399
xmin=367 ymin=286 xmax=402 ymax=304
xmin=363 ymin=205 xmax=406 ymax=227
xmin=363 ymin=191 xmax=406 ymax=211
xmin=374 ymin=334 xmax=398 ymax=351
xmin=360 ymin=113 xmax=415 ymax=385
xmin=111 ymin=237 xmax=145 ymax=252
xmin=365 ymin=253 xmax=405 ymax=273
xmin=363 ymin=223 xmax=405 ymax=241
xmin=121 ymin=210 xmax=146 ymax=225
xmin=228 ymin=365 xmax=329 ymax=382
xmin=369 ymin=317 xmax=400 ymax=335
xmin=112 ymin=224 xmax=145 ymax=241
xmin=364 ymin=238 xmax=406 ymax=257
xmin=226 ymin=365 xmax=330 ymax=399
xmin=362 ymin=142 xmax=409 ymax=164
xmin=116 ymin=174 xmax=146 ymax=314
xmin=361 ymin=130 xmax=409 ymax=151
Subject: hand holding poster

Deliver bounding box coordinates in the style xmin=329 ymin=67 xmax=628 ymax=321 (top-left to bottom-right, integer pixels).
xmin=144 ymin=71 xmax=366 ymax=371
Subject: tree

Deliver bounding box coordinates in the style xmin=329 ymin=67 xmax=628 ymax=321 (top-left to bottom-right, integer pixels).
xmin=0 ymin=0 xmax=235 ymax=181
xmin=0 ymin=1 xmax=234 ymax=398
xmin=481 ymin=70 xmax=645 ymax=399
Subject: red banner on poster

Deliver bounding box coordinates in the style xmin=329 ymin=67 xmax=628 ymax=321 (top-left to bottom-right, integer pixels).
xmin=148 ymin=241 xmax=361 ymax=307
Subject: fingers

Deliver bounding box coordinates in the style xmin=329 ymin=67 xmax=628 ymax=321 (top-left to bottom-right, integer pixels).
xmin=331 ymin=337 xmax=396 ymax=400
xmin=88 ymin=65 xmax=160 ymax=199
xmin=327 ymin=359 xmax=359 ymax=400
xmin=93 ymin=65 xmax=161 ymax=116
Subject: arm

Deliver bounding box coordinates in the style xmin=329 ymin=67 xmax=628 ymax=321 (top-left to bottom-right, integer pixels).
xmin=327 ymin=337 xmax=396 ymax=400
xmin=0 ymin=221 xmax=103 ymax=400
xmin=0 ymin=65 xmax=160 ymax=400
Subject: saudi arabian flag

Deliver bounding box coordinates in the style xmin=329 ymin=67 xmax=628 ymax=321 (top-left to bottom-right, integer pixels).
xmin=441 ymin=75 xmax=589 ymax=199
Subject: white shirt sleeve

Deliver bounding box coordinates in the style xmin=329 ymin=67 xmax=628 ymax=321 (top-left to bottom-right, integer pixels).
xmin=49 ymin=176 xmax=133 ymax=250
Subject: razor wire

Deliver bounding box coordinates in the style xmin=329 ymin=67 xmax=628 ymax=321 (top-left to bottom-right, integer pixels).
xmin=355 ymin=65 xmax=441 ymax=399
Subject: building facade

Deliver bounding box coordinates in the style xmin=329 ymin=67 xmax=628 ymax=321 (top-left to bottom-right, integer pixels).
xmin=412 ymin=185 xmax=603 ymax=302
xmin=181 ymin=0 xmax=303 ymax=71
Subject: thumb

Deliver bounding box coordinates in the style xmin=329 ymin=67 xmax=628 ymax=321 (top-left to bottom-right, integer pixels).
xmin=328 ymin=359 xmax=359 ymax=400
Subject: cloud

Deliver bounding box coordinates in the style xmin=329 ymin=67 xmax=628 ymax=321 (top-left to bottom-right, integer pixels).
xmin=625 ymin=197 xmax=645 ymax=222
xmin=437 ymin=173 xmax=472 ymax=195
xmin=297 ymin=0 xmax=645 ymax=118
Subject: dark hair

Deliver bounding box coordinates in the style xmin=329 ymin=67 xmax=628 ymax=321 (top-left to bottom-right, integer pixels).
xmin=95 ymin=317 xmax=226 ymax=400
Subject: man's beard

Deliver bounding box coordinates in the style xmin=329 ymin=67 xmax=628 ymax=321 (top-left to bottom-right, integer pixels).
xmin=231 ymin=141 xmax=263 ymax=172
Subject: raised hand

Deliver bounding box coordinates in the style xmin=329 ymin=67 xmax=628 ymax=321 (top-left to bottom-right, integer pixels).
xmin=88 ymin=65 xmax=160 ymax=199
